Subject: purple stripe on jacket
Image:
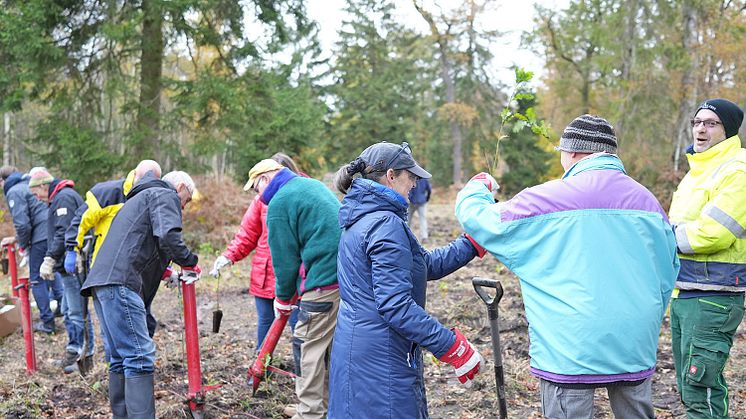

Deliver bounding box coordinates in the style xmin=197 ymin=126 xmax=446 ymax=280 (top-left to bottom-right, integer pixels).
xmin=531 ymin=366 xmax=655 ymax=384
xmin=501 ymin=170 xmax=669 ymax=222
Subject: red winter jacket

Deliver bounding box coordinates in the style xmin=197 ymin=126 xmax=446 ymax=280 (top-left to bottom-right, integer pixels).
xmin=223 ymin=195 xmax=275 ymax=298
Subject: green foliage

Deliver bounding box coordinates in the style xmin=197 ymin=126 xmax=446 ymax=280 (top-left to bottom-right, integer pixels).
xmin=326 ymin=0 xmax=430 ymax=166
xmin=500 ymin=92 xmax=553 ymax=196
xmin=31 ymin=117 xmax=124 ymax=193
xmin=489 ymin=68 xmax=552 ymax=176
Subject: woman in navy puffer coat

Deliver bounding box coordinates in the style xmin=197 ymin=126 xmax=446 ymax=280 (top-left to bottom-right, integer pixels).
xmin=329 ymin=142 xmax=485 ymax=419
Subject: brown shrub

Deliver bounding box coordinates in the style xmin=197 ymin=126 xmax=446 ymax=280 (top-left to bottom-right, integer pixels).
xmin=182 ymin=175 xmax=255 ymax=254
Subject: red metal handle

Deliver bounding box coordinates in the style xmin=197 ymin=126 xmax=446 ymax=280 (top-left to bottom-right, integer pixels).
xmin=16 ymin=277 xmax=36 ymax=375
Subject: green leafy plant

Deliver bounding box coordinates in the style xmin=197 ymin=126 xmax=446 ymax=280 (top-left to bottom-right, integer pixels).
xmin=489 ymin=68 xmax=552 ymax=174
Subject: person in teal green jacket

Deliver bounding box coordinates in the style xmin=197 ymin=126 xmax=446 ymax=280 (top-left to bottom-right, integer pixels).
xmin=247 ymin=158 xmax=341 ymax=419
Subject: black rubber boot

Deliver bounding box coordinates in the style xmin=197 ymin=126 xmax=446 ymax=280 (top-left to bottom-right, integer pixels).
xmin=109 ymin=372 xmax=127 ymax=419
xmin=124 ymin=374 xmax=155 ymax=419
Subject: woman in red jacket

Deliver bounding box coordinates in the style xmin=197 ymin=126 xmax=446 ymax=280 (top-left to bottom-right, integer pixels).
xmin=210 ymin=154 xmax=303 ymax=351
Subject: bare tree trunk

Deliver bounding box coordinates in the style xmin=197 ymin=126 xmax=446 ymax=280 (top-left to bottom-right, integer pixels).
xmin=615 ymin=0 xmax=638 ymax=138
xmin=673 ymin=1 xmax=698 ymax=172
xmin=413 ymin=1 xmax=464 ymax=186
xmin=136 ymin=0 xmax=164 ymax=163
xmin=3 ymin=113 xmax=10 ymax=167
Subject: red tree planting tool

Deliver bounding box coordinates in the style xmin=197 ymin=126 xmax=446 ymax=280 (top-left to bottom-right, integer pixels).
xmin=247 ymin=295 xmax=298 ymax=394
xmin=181 ymin=279 xmax=220 ymax=418
xmin=15 ymin=277 xmax=36 ymax=375
xmin=3 ymin=244 xmax=19 ymax=298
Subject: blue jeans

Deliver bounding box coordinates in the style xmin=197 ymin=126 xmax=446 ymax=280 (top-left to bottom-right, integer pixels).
xmin=93 ymin=285 xmax=156 ymax=377
xmin=29 ymin=241 xmax=64 ymax=324
xmin=255 ymin=296 xmax=298 ymax=349
xmin=59 ymin=272 xmax=94 ymax=356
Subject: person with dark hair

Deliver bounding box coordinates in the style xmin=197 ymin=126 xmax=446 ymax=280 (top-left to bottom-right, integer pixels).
xmin=668 ymin=99 xmax=746 ymax=418
xmin=245 ymin=158 xmax=340 ymax=419
xmin=1 ymin=165 xmax=61 ymax=334
xmin=29 ymin=168 xmax=94 ymax=374
xmin=456 ymin=115 xmax=679 ymax=418
xmin=329 ymin=142 xmax=485 ymax=418
xmin=271 ymin=152 xmax=303 ymax=176
xmin=408 ymin=177 xmax=431 ymax=242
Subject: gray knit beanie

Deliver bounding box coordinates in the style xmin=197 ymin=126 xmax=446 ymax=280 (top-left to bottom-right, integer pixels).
xmin=557 ymin=114 xmax=617 ymax=154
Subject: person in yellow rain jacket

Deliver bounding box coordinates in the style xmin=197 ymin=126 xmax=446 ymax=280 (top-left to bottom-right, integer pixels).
xmin=669 ymin=98 xmax=746 ymax=419
xmin=63 ymin=160 xmax=162 ymax=339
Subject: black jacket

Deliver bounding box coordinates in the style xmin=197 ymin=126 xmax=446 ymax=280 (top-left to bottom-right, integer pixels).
xmin=45 ymin=179 xmax=84 ymax=272
xmin=81 ymin=173 xmax=198 ymax=300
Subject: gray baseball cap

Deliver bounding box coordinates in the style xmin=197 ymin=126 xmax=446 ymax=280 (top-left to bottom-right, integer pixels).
xmin=360 ymin=142 xmax=431 ymax=179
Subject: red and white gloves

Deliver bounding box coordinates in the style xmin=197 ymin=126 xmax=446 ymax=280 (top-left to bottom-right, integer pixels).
xmin=162 ymin=265 xmax=201 ymax=288
xmin=439 ymin=328 xmax=484 ymax=387
xmin=470 ymin=172 xmax=499 ymax=198
xmin=182 ymin=265 xmax=201 ymax=285
xmin=162 ymin=266 xmax=180 ymax=289
xmin=273 ymin=298 xmax=296 ymax=318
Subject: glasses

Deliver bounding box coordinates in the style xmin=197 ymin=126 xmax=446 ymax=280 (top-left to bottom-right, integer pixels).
xmin=252 ymin=175 xmax=265 ymax=192
xmin=384 ymin=142 xmax=412 ymax=170
xmin=690 ymin=119 xmax=722 ymax=129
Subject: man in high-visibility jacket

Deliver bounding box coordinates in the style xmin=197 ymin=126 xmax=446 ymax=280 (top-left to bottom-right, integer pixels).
xmin=669 ymin=98 xmax=746 ymax=418
xmin=64 ymin=160 xmax=162 ymax=339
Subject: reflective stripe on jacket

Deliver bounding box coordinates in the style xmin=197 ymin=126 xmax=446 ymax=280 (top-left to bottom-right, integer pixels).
xmin=669 ymin=136 xmax=746 ymax=291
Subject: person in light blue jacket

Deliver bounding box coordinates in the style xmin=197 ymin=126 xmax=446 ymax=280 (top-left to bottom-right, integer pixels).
xmin=456 ymin=115 xmax=679 ymax=419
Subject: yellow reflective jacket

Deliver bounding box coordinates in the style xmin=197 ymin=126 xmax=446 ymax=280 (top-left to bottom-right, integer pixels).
xmin=73 ymin=170 xmax=136 ymax=263
xmin=669 ymin=136 xmax=746 ymax=291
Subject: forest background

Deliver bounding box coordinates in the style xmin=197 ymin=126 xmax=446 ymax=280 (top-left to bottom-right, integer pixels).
xmin=1 ymin=0 xmax=745 ymax=203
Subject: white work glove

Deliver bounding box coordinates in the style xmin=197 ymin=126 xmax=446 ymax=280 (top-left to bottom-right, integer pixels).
xmin=76 ymin=254 xmax=85 ymax=274
xmin=209 ymin=255 xmax=232 ymax=277
xmin=18 ymin=247 xmax=28 ymax=268
xmin=181 ymin=265 xmax=202 ymax=285
xmin=273 ymin=298 xmax=297 ymax=319
xmin=0 ymin=236 xmax=15 ymax=247
xmin=161 ymin=266 xmax=180 ymax=289
xmin=40 ymin=256 xmax=56 ymax=280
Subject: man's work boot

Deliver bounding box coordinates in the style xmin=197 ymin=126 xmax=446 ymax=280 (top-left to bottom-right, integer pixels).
xmin=109 ymin=372 xmax=127 ymax=419
xmin=53 ymin=350 xmax=79 ymax=369
xmin=33 ymin=320 xmax=55 ymax=334
xmin=283 ymin=404 xmax=297 ymax=417
xmin=124 ymin=374 xmax=155 ymax=419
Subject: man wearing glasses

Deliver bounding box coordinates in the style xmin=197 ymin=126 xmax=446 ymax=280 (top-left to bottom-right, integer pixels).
xmin=246 ymin=158 xmax=341 ymax=419
xmin=669 ymin=98 xmax=745 ymax=418
xmin=81 ymin=170 xmax=200 ymax=418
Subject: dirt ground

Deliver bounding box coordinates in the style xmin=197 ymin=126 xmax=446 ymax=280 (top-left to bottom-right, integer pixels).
xmin=1 ymin=201 xmax=745 ymax=418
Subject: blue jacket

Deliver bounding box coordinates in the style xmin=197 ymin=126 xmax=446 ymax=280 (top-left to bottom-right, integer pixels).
xmin=408 ymin=178 xmax=431 ymax=205
xmin=456 ymin=154 xmax=679 ymax=384
xmin=3 ymin=172 xmax=47 ymax=248
xmin=329 ymin=179 xmax=477 ymax=419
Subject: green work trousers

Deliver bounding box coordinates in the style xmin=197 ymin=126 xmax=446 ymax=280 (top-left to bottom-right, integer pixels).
xmin=670 ymin=294 xmax=744 ymax=419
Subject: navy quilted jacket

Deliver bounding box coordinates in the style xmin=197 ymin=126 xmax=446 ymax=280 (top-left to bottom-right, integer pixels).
xmin=329 ymin=179 xmax=476 ymax=419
